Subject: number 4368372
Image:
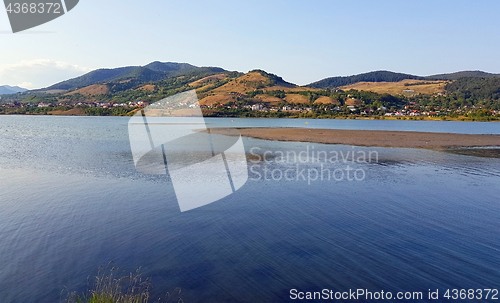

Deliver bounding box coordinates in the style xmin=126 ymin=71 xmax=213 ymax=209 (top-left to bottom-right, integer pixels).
xmin=444 ymin=289 xmax=498 ymax=300
xmin=5 ymin=3 xmax=62 ymax=14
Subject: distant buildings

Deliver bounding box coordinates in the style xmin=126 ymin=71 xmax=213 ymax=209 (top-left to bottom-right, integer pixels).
xmin=135 ymin=101 xmax=149 ymax=107
xmin=251 ymin=103 xmax=265 ymax=111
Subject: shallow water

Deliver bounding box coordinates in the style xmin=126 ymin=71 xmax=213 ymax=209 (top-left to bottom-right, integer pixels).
xmin=0 ymin=116 xmax=499 ymax=303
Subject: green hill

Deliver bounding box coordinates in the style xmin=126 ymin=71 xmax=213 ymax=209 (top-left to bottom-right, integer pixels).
xmin=445 ymin=77 xmax=500 ymax=100
xmin=308 ymin=70 xmax=500 ymax=89
xmin=44 ymin=66 xmax=139 ymax=90
xmin=307 ymin=71 xmax=425 ymax=88
xmin=427 ymin=71 xmax=500 ymax=81
xmin=43 ymin=62 xmax=226 ymax=91
xmin=144 ymin=61 xmax=196 ymax=73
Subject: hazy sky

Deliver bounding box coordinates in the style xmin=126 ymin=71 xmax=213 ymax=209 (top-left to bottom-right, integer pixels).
xmin=1 ymin=0 xmax=500 ymax=88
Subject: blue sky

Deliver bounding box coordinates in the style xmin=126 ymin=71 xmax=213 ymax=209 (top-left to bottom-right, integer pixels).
xmin=1 ymin=0 xmax=500 ymax=88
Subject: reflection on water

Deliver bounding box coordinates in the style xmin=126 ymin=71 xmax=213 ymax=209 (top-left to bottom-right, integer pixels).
xmin=0 ymin=116 xmax=499 ymax=303
xmin=444 ymin=147 xmax=500 ymax=158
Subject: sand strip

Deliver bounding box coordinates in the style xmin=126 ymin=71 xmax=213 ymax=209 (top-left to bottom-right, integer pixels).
xmin=209 ymin=127 xmax=500 ymax=149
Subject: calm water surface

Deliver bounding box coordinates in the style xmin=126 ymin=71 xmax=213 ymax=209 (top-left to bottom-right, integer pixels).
xmin=0 ymin=116 xmax=499 ymax=302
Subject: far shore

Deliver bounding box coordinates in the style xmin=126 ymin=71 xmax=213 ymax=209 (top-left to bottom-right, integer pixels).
xmin=1 ymin=111 xmax=499 ymax=122
xmin=209 ymin=127 xmax=500 ymax=150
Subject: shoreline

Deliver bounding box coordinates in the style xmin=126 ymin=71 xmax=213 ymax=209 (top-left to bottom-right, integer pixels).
xmin=1 ymin=112 xmax=499 ymax=122
xmin=210 ymin=127 xmax=500 ymax=150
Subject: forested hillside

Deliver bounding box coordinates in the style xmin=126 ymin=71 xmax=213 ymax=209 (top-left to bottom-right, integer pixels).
xmin=307 ymin=71 xmax=425 ymax=88
xmin=43 ymin=62 xmax=225 ymax=91
xmin=2 ymin=65 xmax=500 ymax=118
xmin=427 ymin=71 xmax=500 ymax=81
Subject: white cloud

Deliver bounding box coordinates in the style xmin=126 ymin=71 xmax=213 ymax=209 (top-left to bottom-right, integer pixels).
xmin=0 ymin=59 xmax=93 ymax=89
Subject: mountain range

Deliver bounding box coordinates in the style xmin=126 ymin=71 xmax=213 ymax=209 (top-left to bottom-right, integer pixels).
xmin=2 ymin=61 xmax=500 ymax=114
xmin=42 ymin=63 xmax=500 ymax=92
xmin=2 ymin=61 xmax=500 ymax=97
xmin=0 ymin=85 xmax=28 ymax=95
xmin=43 ymin=62 xmax=225 ymax=91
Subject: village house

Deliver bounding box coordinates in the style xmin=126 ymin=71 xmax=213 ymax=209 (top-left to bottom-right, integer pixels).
xmin=135 ymin=101 xmax=149 ymax=107
xmin=251 ymin=103 xmax=265 ymax=111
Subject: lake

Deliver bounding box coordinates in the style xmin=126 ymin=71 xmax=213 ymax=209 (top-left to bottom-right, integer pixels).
xmin=0 ymin=116 xmax=499 ymax=302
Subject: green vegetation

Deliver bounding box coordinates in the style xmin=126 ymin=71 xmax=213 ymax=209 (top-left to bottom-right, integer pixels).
xmin=308 ymin=70 xmax=425 ymax=88
xmin=426 ymin=70 xmax=500 ymax=81
xmin=45 ymin=62 xmax=225 ymax=91
xmin=2 ymin=66 xmax=500 ymax=119
xmin=66 ymin=266 xmax=182 ymax=303
xmin=0 ymin=105 xmax=72 ymax=115
xmin=308 ymin=70 xmax=500 ymax=89
xmin=249 ymin=69 xmax=293 ymax=86
xmin=84 ymin=107 xmax=130 ymax=116
xmin=445 ymin=77 xmax=500 ymax=109
xmin=246 ymin=90 xmax=286 ymax=98
xmin=404 ymin=82 xmax=437 ymax=86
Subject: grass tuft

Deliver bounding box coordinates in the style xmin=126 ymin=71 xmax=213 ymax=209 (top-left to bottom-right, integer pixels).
xmin=67 ymin=264 xmax=182 ymax=303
